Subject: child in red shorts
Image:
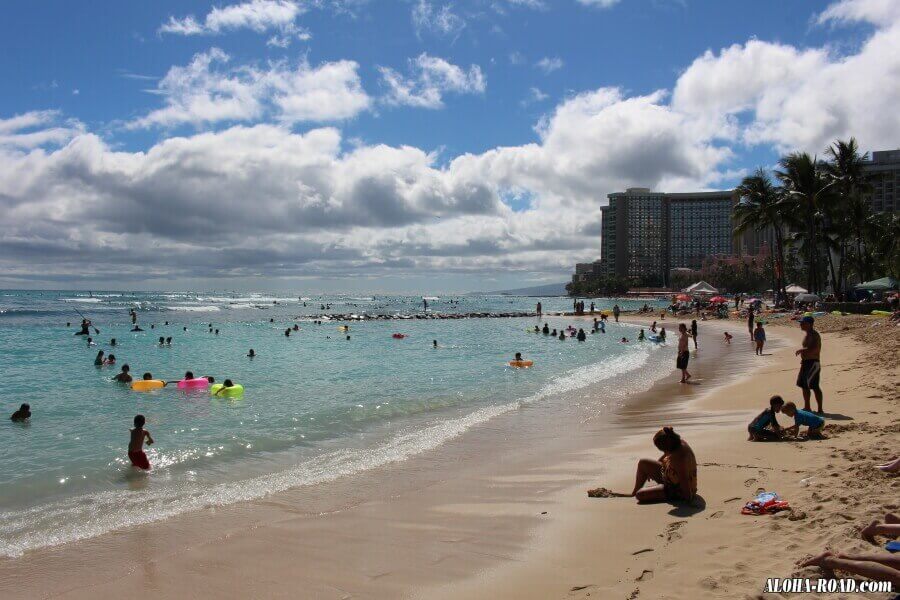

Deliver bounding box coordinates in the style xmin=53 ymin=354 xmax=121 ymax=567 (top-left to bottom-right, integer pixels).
xmin=129 ymin=414 xmax=154 ymax=470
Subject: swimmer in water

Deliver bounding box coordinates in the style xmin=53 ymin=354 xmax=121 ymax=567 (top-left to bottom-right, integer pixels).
xmin=184 ymin=371 xmax=195 ymax=380
xmin=248 ymin=349 xmax=256 ymax=358
xmin=10 ymin=403 xmax=31 ymax=422
xmin=94 ymin=350 xmax=105 ymax=366
xmin=110 ymin=338 xmax=117 ymax=346
xmin=558 ymin=331 xmax=566 ymax=341
xmin=724 ymin=331 xmax=732 ymax=344
xmin=577 ymin=328 xmax=587 ymax=342
xmin=105 ymin=354 xmax=116 ymax=365
xmin=142 ymin=372 xmax=153 ymax=380
xmin=514 ymin=352 xmax=524 ymax=361
xmin=638 ymin=329 xmax=645 ymax=341
xmin=128 ymin=415 xmax=153 ymax=470
xmin=542 ymin=323 xmax=549 ymax=335
xmin=165 ymin=337 xmax=172 ymax=345
xmin=158 ymin=336 xmax=165 ymax=345
xmin=433 ymin=340 xmax=438 ymax=348
xmin=213 ymin=379 xmax=236 ymax=396
xmin=621 ymin=337 xmax=629 ymax=343
xmin=112 ymin=364 xmax=132 ymax=383
xmin=87 ymin=337 xmax=95 ymax=346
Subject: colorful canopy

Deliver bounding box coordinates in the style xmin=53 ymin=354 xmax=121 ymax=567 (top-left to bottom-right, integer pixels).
xmin=709 ymin=296 xmax=727 ymax=303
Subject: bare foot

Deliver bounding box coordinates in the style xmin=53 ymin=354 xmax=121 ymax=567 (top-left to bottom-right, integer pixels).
xmin=800 ymin=551 xmax=833 ymax=568
xmin=861 ymin=520 xmax=880 ymax=544
xmin=877 ymin=463 xmax=900 ymax=473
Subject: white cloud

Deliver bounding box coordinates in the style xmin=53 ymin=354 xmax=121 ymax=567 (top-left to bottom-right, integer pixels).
xmin=160 ymin=0 xmax=310 ymax=45
xmin=129 ymin=49 xmax=370 ymax=129
xmin=521 ymin=87 xmax=549 ymax=106
xmin=0 ymin=87 xmax=729 ymax=284
xmin=535 ymin=56 xmax=564 ymax=74
xmin=575 ymin=0 xmax=621 ymax=8
xmin=379 ymin=54 xmax=486 ymax=109
xmin=816 ymin=0 xmax=900 ymax=26
xmin=672 ymin=1 xmax=900 ymax=152
xmin=0 ymin=110 xmax=84 ymax=150
xmin=411 ymin=0 xmax=466 ymax=39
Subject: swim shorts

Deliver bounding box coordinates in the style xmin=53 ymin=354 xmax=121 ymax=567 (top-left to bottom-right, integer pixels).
xmin=129 ymin=450 xmax=151 ymax=470
xmin=796 ymin=359 xmax=821 ymax=391
xmin=676 ymin=351 xmax=690 ymax=370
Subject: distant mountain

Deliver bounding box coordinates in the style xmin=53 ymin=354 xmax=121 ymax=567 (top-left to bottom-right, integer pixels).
xmin=477 ymin=282 xmax=568 ymax=296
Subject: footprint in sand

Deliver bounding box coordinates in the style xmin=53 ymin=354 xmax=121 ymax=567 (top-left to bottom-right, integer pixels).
xmin=708 ymin=511 xmax=724 ymax=519
xmin=635 ymin=569 xmax=654 ymax=582
xmin=665 ymin=521 xmax=687 ymax=542
xmin=723 ymin=496 xmax=741 ymax=503
xmin=628 ymin=588 xmax=641 ymax=600
xmin=743 ymin=478 xmax=757 ymax=487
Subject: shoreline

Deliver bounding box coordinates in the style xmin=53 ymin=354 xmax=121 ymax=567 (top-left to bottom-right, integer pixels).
xmin=1 ymin=316 xmax=896 ymax=599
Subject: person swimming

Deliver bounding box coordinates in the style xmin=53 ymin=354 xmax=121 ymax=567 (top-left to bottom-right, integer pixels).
xmin=577 ymin=328 xmax=587 ymax=342
xmin=10 ymin=403 xmax=31 ymax=422
xmin=158 ymin=336 xmax=165 ymax=345
xmin=433 ymin=340 xmax=438 ymax=348
xmin=621 ymin=337 xmax=629 ymax=343
xmin=105 ymin=354 xmax=116 ymax=365
xmin=558 ymin=331 xmax=566 ymax=340
xmin=213 ymin=379 xmax=236 ymax=396
xmin=638 ymin=329 xmax=645 ymax=341
xmin=514 ymin=352 xmax=524 ymax=361
xmin=112 ymin=364 xmax=132 ymax=383
xmin=165 ymin=337 xmax=172 ymax=345
xmin=142 ymin=372 xmax=153 ymax=380
xmin=248 ymin=349 xmax=256 ymax=358
xmin=110 ymin=338 xmax=117 ymax=346
xmin=94 ymin=350 xmax=105 ymax=366
xmin=542 ymin=323 xmax=550 ymax=335
xmin=184 ymin=371 xmax=194 ymax=380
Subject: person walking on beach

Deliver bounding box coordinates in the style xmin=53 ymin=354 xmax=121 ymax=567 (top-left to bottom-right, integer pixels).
xmin=796 ymin=316 xmax=823 ymax=413
xmin=677 ymin=324 xmax=691 ymax=383
xmin=747 ymin=307 xmax=755 ymax=341
xmin=613 ymin=304 xmax=620 ymax=322
xmin=690 ymin=319 xmax=698 ymax=350
xmin=129 ymin=415 xmax=154 ymax=470
xmin=754 ymin=321 xmax=766 ymax=355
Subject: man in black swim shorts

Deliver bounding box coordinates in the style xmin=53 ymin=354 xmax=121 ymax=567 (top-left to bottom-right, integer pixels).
xmin=795 ymin=316 xmax=823 ymax=413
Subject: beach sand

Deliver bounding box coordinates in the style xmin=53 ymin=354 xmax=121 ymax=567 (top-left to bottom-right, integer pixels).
xmin=1 ymin=314 xmax=896 ymax=599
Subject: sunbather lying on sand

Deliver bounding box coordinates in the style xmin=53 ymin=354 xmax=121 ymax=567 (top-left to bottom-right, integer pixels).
xmin=861 ymin=513 xmax=900 ymax=545
xmin=800 ymin=551 xmax=900 ymax=586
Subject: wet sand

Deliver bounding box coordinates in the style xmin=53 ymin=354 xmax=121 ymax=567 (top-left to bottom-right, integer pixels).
xmin=2 ymin=315 xmax=895 ymax=599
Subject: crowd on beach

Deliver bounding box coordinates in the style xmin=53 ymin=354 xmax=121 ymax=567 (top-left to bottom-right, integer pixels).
xmin=585 ymin=308 xmax=900 ymax=589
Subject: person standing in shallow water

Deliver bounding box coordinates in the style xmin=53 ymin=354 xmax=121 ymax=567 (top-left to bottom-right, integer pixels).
xmin=677 ymin=324 xmax=691 ymax=383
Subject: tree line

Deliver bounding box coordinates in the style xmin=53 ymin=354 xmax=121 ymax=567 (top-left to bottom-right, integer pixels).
xmin=735 ymin=138 xmax=899 ymax=300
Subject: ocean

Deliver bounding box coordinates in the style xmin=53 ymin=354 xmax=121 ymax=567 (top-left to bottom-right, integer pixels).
xmin=0 ymin=290 xmax=670 ymax=557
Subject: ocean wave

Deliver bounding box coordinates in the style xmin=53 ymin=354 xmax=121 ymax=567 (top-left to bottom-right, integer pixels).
xmin=61 ymin=298 xmax=103 ymax=303
xmin=165 ymin=305 xmax=222 ymax=312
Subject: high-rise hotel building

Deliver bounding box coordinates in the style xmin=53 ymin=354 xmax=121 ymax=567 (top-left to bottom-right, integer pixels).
xmin=862 ymin=149 xmax=900 ymax=213
xmin=591 ymin=188 xmax=738 ymax=286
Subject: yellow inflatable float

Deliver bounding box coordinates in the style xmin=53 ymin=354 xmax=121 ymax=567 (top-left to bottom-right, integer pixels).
xmin=132 ymin=380 xmax=165 ymax=392
xmin=509 ymin=360 xmax=534 ymax=368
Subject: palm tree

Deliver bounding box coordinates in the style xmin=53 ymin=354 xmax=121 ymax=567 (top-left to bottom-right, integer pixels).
xmin=734 ymin=168 xmax=795 ymax=305
xmin=824 ymin=138 xmax=872 ymax=297
xmin=775 ymin=153 xmax=837 ymax=294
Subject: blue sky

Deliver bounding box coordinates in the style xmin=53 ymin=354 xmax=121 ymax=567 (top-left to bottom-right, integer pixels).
xmin=1 ymin=0 xmax=897 ymax=291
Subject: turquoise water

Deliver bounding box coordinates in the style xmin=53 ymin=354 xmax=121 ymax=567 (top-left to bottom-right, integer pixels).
xmin=0 ymin=291 xmax=668 ymax=557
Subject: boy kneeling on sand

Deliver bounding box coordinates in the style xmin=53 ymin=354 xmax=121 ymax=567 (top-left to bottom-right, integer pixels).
xmin=782 ymin=401 xmax=826 ymax=439
xmin=748 ymin=395 xmax=784 ymax=441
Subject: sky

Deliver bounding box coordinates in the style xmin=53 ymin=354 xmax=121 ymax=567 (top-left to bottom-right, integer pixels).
xmin=1 ymin=0 xmax=899 ymax=292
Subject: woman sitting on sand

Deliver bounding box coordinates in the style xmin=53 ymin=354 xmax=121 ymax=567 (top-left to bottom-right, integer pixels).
xmin=627 ymin=427 xmax=697 ymax=503
xmin=590 ymin=427 xmax=697 ymax=503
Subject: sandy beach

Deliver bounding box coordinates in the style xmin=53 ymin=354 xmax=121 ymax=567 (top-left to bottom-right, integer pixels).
xmin=1 ymin=313 xmax=896 ymax=599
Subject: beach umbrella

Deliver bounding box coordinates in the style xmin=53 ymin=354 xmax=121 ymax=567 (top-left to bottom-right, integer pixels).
xmin=709 ymin=296 xmax=726 ymax=303
xmin=785 ymin=284 xmax=808 ymax=294
xmin=676 ymin=294 xmax=691 ymax=301
xmin=794 ymin=293 xmax=819 ymax=303
xmin=854 ymin=277 xmax=899 ymax=291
